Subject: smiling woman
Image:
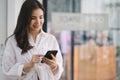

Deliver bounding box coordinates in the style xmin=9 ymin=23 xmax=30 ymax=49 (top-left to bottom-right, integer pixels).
xmin=2 ymin=0 xmax=63 ymax=80
xmin=29 ymin=8 xmax=44 ymax=38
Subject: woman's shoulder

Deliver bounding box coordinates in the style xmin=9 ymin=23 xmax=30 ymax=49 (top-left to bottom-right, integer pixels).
xmin=5 ymin=34 xmax=16 ymax=45
xmin=44 ymin=32 xmax=56 ymax=39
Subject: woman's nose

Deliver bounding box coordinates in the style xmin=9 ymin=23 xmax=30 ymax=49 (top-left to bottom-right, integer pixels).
xmin=36 ymin=18 xmax=40 ymax=24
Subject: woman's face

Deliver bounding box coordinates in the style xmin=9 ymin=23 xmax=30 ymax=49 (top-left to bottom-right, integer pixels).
xmin=29 ymin=8 xmax=44 ymax=33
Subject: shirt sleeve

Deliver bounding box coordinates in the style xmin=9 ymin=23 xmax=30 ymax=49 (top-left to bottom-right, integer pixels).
xmin=2 ymin=37 xmax=24 ymax=79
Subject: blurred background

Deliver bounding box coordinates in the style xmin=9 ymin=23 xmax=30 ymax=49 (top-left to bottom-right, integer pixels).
xmin=0 ymin=0 xmax=120 ymax=80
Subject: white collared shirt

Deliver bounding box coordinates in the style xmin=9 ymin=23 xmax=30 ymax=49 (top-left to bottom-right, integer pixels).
xmin=2 ymin=31 xmax=63 ymax=80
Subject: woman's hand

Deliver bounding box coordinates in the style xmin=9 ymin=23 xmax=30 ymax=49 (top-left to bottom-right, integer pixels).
xmin=30 ymin=54 xmax=43 ymax=66
xmin=22 ymin=54 xmax=43 ymax=75
xmin=42 ymin=54 xmax=58 ymax=75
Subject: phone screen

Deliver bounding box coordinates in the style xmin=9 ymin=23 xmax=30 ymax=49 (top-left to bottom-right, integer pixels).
xmin=41 ymin=50 xmax=58 ymax=63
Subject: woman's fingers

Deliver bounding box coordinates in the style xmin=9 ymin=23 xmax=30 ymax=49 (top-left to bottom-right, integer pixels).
xmin=42 ymin=57 xmax=57 ymax=67
xmin=42 ymin=57 xmax=58 ymax=73
xmin=31 ymin=54 xmax=43 ymax=64
xmin=51 ymin=54 xmax=56 ymax=60
xmin=43 ymin=57 xmax=52 ymax=64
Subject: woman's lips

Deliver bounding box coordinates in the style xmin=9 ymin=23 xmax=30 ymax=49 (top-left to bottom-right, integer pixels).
xmin=33 ymin=25 xmax=40 ymax=29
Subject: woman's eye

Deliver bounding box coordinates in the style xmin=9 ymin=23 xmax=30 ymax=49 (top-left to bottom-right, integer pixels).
xmin=31 ymin=16 xmax=44 ymax=20
xmin=39 ymin=16 xmax=44 ymax=19
xmin=31 ymin=17 xmax=36 ymax=20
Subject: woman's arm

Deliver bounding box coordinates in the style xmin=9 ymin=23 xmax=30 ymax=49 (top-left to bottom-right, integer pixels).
xmin=22 ymin=54 xmax=42 ymax=75
xmin=2 ymin=37 xmax=24 ymax=79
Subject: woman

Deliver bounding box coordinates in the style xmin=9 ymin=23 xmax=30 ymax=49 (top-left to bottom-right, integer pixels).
xmin=2 ymin=0 xmax=63 ymax=80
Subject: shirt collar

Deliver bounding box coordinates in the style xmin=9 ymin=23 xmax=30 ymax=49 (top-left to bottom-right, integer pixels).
xmin=40 ymin=29 xmax=46 ymax=37
xmin=28 ymin=29 xmax=46 ymax=46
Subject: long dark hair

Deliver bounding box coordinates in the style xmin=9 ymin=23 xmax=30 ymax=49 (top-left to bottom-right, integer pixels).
xmin=14 ymin=0 xmax=45 ymax=54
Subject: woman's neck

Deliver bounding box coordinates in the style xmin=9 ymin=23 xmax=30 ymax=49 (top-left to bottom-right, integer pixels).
xmin=30 ymin=30 xmax=41 ymax=42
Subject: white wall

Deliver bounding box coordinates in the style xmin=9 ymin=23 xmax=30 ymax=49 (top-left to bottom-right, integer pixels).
xmin=0 ymin=0 xmax=7 ymax=79
xmin=0 ymin=0 xmax=7 ymax=44
xmin=7 ymin=0 xmax=15 ymax=37
xmin=7 ymin=0 xmax=24 ymax=37
xmin=15 ymin=0 xmax=24 ymax=28
xmin=39 ymin=0 xmax=42 ymax=3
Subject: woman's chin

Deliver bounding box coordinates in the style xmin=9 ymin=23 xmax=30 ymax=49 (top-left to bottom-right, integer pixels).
xmin=34 ymin=27 xmax=41 ymax=31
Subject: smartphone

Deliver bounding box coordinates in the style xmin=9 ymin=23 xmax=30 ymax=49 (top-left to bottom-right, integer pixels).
xmin=41 ymin=50 xmax=58 ymax=63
